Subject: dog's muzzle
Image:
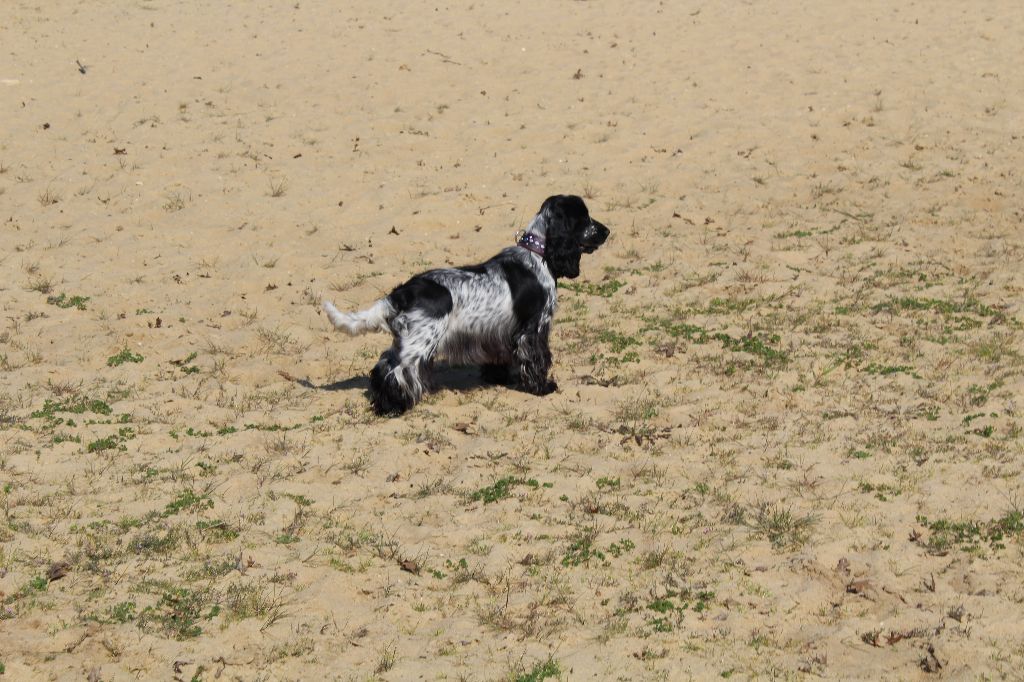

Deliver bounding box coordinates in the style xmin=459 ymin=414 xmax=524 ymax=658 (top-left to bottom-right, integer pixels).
xmin=582 ymin=220 xmax=610 ymax=253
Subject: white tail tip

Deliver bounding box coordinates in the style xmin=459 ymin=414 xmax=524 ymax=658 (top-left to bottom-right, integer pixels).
xmin=322 ymin=299 xmax=391 ymax=335
xmin=322 ymin=300 xmax=347 ymax=329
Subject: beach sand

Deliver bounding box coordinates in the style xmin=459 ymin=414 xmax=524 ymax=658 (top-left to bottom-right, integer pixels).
xmin=2 ymin=1 xmax=1023 ymax=679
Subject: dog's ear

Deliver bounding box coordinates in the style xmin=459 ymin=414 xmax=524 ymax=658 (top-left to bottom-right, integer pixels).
xmin=538 ymin=195 xmax=591 ymax=279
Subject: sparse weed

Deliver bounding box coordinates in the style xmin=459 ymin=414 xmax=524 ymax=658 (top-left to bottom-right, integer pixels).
xmin=916 ymin=512 xmax=1023 ymax=556
xmin=107 ymin=348 xmax=144 ymax=367
xmin=560 ymin=279 xmax=625 ymax=297
xmin=469 ymin=477 xmax=541 ymax=504
xmin=269 ymin=177 xmax=288 ymax=198
xmin=512 ymin=658 xmax=561 ymax=682
xmin=46 ymin=293 xmax=90 ymax=310
xmin=138 ymin=587 xmax=217 ymax=639
xmin=38 ymin=187 xmax=61 ymax=206
xmin=750 ymin=502 xmax=817 ymax=550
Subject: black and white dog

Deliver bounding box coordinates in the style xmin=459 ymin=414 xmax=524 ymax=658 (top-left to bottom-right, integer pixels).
xmin=322 ymin=195 xmax=610 ymax=416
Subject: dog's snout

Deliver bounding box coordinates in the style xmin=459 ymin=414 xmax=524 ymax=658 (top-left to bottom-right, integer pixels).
xmin=583 ymin=220 xmax=610 ymax=252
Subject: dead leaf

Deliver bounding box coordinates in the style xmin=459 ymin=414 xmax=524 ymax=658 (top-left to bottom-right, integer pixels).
xmin=846 ymin=579 xmax=875 ymax=597
xmin=47 ymin=560 xmax=71 ymax=582
xmin=920 ymin=644 xmax=945 ymax=673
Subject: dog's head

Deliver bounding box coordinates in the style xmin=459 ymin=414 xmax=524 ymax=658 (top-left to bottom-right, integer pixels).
xmin=529 ymin=195 xmax=610 ymax=279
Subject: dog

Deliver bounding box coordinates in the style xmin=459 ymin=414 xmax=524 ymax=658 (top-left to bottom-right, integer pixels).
xmin=322 ymin=194 xmax=610 ymax=416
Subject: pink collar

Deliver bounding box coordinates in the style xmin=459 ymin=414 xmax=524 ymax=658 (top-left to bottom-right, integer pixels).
xmin=517 ymin=232 xmax=545 ymax=256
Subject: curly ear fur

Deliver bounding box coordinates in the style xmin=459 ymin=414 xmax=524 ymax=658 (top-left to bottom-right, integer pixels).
xmin=540 ymin=195 xmax=590 ymax=280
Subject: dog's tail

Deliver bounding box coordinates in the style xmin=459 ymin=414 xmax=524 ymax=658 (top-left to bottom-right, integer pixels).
xmin=322 ymin=298 xmax=394 ymax=335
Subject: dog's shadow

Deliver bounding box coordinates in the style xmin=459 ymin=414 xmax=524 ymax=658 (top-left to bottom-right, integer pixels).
xmin=283 ymin=364 xmax=489 ymax=396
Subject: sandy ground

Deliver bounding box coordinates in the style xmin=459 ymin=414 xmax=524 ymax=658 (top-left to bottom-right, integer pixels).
xmin=2 ymin=1 xmax=1024 ymax=680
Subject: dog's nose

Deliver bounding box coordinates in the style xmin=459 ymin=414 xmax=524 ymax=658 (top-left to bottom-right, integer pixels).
xmin=581 ymin=220 xmax=609 ymax=253
xmin=587 ymin=220 xmax=609 ymax=244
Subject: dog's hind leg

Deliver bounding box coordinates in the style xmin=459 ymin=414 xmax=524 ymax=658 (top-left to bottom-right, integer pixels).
xmin=369 ymin=347 xmax=415 ymax=416
xmin=369 ymin=315 xmax=447 ymax=416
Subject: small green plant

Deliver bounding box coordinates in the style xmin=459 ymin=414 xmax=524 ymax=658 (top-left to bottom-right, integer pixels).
xmin=642 ymin=589 xmax=714 ymax=633
xmin=163 ymin=490 xmax=214 ymax=516
xmin=32 ymin=397 xmax=112 ymax=420
xmin=196 ymin=519 xmax=239 ymax=542
xmin=52 ymin=433 xmax=82 ymax=444
xmin=562 ymin=527 xmax=605 ymax=566
xmin=560 ymin=279 xmax=625 ymax=297
xmin=223 ymin=579 xmax=279 ymax=621
xmin=967 ymin=381 xmax=1003 ymax=407
xmin=469 ymin=477 xmax=540 ymax=504
xmin=962 ymin=412 xmax=986 ymax=426
xmin=917 ymin=512 xmax=1024 ymax=555
xmin=172 ymin=351 xmax=200 ymax=374
xmin=107 ymin=348 xmax=144 ymax=367
xmin=138 ymin=587 xmax=216 ymax=639
xmin=515 ymin=657 xmax=561 ymax=682
xmin=110 ymin=601 xmax=137 ymax=623
xmin=46 ymin=293 xmax=90 ymax=310
xmin=751 ymin=502 xmax=817 ymax=550
xmin=86 ymin=427 xmax=135 ymax=453
xmin=858 ymin=481 xmax=902 ymax=502
xmin=872 ymin=296 xmax=1000 ymax=318
xmin=87 ymin=436 xmax=119 ymax=453
xmin=642 ymin=316 xmax=788 ymax=366
xmin=775 ymin=229 xmax=814 ymax=239
xmin=862 ymin=363 xmax=917 ymax=377
xmin=374 ymin=643 xmax=397 ymax=674
xmin=607 ymin=538 xmax=635 ymax=558
xmin=597 ymin=331 xmax=640 ymax=354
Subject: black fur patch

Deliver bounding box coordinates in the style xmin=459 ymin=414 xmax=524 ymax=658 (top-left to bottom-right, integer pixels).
xmin=480 ymin=363 xmax=512 ymax=385
xmin=539 ymin=194 xmax=609 ymax=279
xmin=388 ymin=276 xmax=453 ymax=318
xmin=499 ymin=260 xmax=546 ymax=326
xmin=370 ymin=349 xmax=414 ymax=416
xmin=457 ymin=263 xmax=489 ymax=276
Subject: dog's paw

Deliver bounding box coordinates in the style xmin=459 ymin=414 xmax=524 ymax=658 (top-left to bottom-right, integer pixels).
xmin=522 ymin=379 xmax=557 ymax=396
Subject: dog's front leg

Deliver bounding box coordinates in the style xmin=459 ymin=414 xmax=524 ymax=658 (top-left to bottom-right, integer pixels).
xmin=515 ymin=322 xmax=557 ymax=396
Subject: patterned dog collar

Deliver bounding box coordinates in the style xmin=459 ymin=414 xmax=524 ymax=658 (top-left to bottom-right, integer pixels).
xmin=517 ymin=231 xmax=545 ymax=256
